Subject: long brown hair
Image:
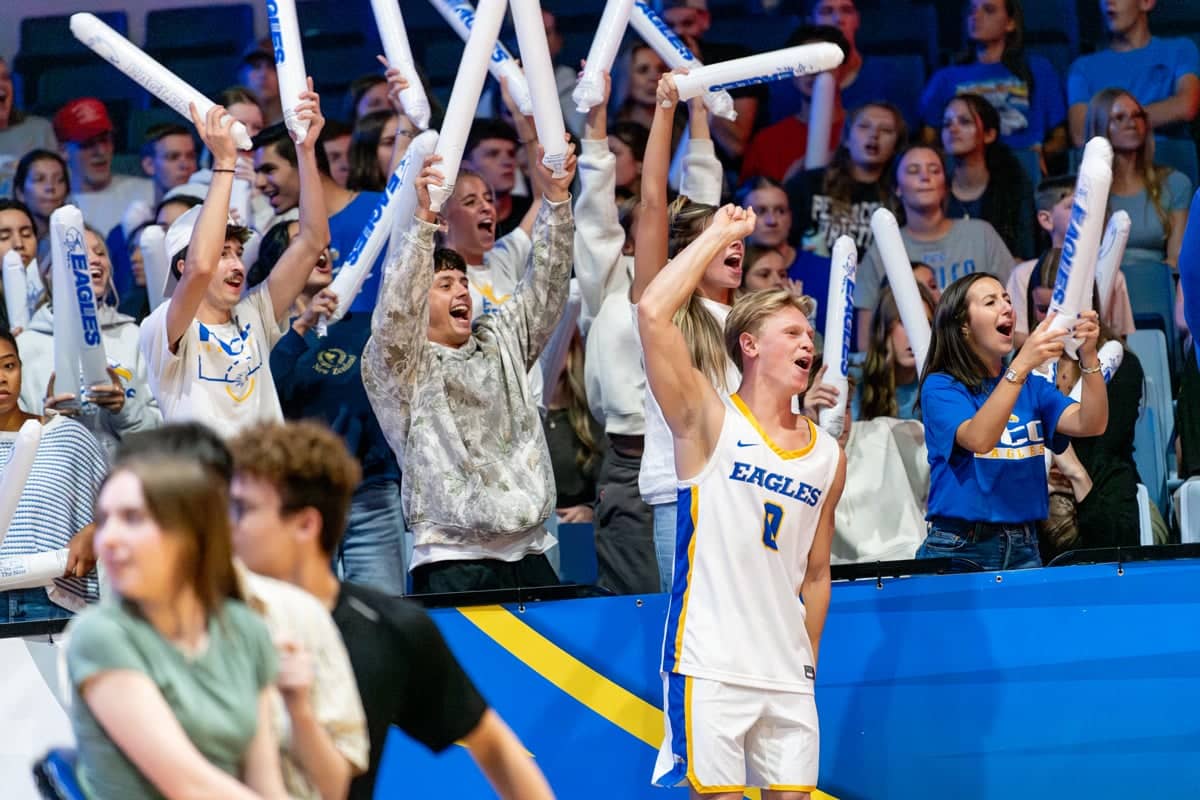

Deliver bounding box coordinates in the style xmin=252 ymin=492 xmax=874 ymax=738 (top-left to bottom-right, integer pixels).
xmin=106 ymin=456 xmax=241 ymax=618
xmin=667 ymin=196 xmax=734 ymax=390
xmin=1085 ymin=88 xmax=1173 ymax=243
xmin=558 ymin=332 xmax=601 ymax=473
xmin=861 ymin=283 xmax=936 ymax=419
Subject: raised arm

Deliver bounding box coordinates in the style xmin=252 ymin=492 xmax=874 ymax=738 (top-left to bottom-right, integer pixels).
xmin=266 ymin=80 xmax=331 ymax=323
xmin=164 ymin=104 xmax=238 ymax=351
xmin=1053 ymin=310 xmax=1108 ymax=438
xmin=678 ymin=93 xmax=722 ymax=206
xmin=574 ymin=71 xmax=626 ymax=327
xmin=500 ymin=76 xmax=543 ymax=240
xmin=802 ymin=447 xmax=845 ymax=669
xmin=638 ymin=205 xmax=755 ymax=471
xmin=954 ymin=313 xmax=1068 ymax=453
xmin=631 ymin=72 xmax=682 ymax=304
xmin=494 ymin=140 xmax=578 ymax=370
xmin=1145 ymin=74 xmax=1200 ymax=132
xmin=361 ymin=156 xmax=442 ymax=444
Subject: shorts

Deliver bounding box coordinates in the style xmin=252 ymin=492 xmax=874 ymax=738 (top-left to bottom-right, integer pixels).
xmin=652 ymin=672 xmax=819 ymax=793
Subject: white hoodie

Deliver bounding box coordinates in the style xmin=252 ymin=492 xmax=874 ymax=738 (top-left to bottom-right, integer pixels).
xmin=18 ymin=303 xmax=161 ymax=458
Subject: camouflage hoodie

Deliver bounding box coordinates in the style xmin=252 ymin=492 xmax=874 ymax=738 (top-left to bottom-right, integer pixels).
xmin=363 ymin=198 xmax=573 ymax=553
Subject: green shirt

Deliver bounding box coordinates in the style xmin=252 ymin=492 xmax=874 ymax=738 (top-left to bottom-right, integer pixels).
xmin=67 ymin=599 xmax=277 ymax=800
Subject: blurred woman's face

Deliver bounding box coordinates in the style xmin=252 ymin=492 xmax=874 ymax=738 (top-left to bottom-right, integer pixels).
xmin=631 ymin=48 xmax=668 ymax=107
xmin=966 ymin=0 xmax=1014 ymax=46
xmin=227 ymin=101 xmax=264 ymax=138
xmin=0 ymin=337 xmax=21 ymax=416
xmin=941 ymin=99 xmax=984 ymax=158
xmin=84 ymin=228 xmax=112 ymax=300
xmin=847 ymin=106 xmax=900 ymax=170
xmin=19 ymin=157 xmax=69 ymax=221
xmin=0 ymin=209 xmax=36 ymax=268
xmin=1105 ymin=93 xmax=1148 ymax=153
xmin=743 ymin=250 xmax=790 ymax=291
xmin=356 ymin=82 xmax=391 ymax=120
xmin=609 ymin=135 xmax=641 ymax=190
xmin=95 ymin=471 xmax=188 ymax=605
xmin=746 ymin=186 xmax=792 ymax=248
xmin=895 ymin=148 xmax=947 ymax=213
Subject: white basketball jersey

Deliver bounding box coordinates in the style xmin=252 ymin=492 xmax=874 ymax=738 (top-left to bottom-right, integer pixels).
xmin=661 ymin=394 xmax=840 ymax=693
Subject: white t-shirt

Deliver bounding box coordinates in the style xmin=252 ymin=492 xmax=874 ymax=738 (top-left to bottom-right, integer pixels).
xmin=139 ymin=283 xmax=284 ymax=439
xmin=73 ymin=174 xmax=156 ymax=238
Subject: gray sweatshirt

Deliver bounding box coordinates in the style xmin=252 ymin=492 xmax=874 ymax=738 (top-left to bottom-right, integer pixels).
xmin=363 ymin=198 xmax=574 ymax=553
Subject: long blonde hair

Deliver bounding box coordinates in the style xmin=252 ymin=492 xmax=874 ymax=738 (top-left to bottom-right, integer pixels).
xmin=1085 ymin=88 xmax=1172 ymax=243
xmin=666 ymin=196 xmax=734 ymax=390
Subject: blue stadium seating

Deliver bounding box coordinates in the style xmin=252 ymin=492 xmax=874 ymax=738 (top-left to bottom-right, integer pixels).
xmin=856 ymin=3 xmax=940 ymax=69
xmin=1153 ymin=136 xmax=1199 ymax=187
xmin=297 ymin=0 xmax=377 ymax=50
xmin=1011 ymin=144 xmax=1042 ymax=186
xmin=708 ymin=15 xmax=799 ymax=52
xmin=1026 ymin=41 xmax=1073 ymax=78
xmin=1121 ymin=260 xmax=1181 ymax=377
xmin=423 ymin=40 xmax=466 ymax=86
xmin=1021 ymin=0 xmax=1081 ymax=55
xmin=145 ymin=4 xmax=255 ymax=58
xmin=307 ymin=45 xmax=387 ymax=99
xmin=125 ymin=107 xmax=186 ymax=154
xmin=160 ymin=55 xmax=244 ymax=103
xmin=1127 ymin=329 xmax=1174 ymax=458
xmin=1134 ymin=404 xmax=1168 ymax=515
xmin=34 ymin=64 xmax=148 ymax=118
xmin=557 ymin=522 xmax=599 ymax=585
xmin=32 ymin=748 xmax=84 ymax=800
xmin=1180 ymin=478 xmax=1200 ymax=543
xmin=15 ymin=12 xmax=129 ymax=108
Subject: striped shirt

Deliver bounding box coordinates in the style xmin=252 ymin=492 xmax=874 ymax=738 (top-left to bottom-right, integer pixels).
xmin=0 ymin=416 xmax=108 ymax=609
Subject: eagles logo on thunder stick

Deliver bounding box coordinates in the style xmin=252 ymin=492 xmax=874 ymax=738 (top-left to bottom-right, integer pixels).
xmin=429 ymin=0 xmax=535 ymax=116
xmin=819 ymin=236 xmax=856 ymax=438
xmin=266 ymin=0 xmax=311 ymax=145
xmin=50 ymin=205 xmax=110 ymax=404
xmin=629 ymin=0 xmax=737 ymax=120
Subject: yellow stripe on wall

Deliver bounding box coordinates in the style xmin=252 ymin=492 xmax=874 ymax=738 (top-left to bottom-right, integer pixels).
xmin=457 ymin=605 xmax=838 ymax=800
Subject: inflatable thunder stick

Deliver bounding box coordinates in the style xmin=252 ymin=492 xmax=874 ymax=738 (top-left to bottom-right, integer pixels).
xmin=629 ymin=1 xmax=736 ymax=120
xmin=50 ymin=205 xmax=110 ymax=398
xmin=1047 ymin=137 xmax=1113 ymax=360
xmin=510 ymin=0 xmax=569 ymax=176
xmin=428 ymin=0 xmax=534 ymax=115
xmin=673 ymin=42 xmax=844 ymax=101
xmin=819 ymin=236 xmax=856 ymax=438
xmin=804 ymin=71 xmax=836 ymax=170
xmin=870 ymin=208 xmax=932 ymax=376
xmin=266 ymin=0 xmax=312 ymax=144
xmin=1094 ymin=210 xmax=1131 ymax=321
xmin=2 ymin=251 xmax=28 ymax=331
xmin=0 ymin=549 xmax=69 ymax=592
xmin=573 ymin=0 xmax=636 ymax=113
xmin=139 ymin=225 xmax=171 ymax=313
xmin=0 ymin=419 xmax=41 ymax=549
xmin=70 ymin=13 xmax=253 ymax=150
xmin=320 ymin=129 xmax=440 ymax=333
xmin=371 ymin=0 xmax=432 ymax=130
xmin=427 ymin=0 xmax=508 ymax=213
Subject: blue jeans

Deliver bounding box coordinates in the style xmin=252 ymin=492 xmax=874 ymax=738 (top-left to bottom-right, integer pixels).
xmin=916 ymin=518 xmax=1043 ymax=571
xmin=336 ymin=482 xmax=407 ymax=596
xmin=0 ymin=588 xmax=73 ymax=623
xmin=653 ymin=502 xmax=677 ymax=593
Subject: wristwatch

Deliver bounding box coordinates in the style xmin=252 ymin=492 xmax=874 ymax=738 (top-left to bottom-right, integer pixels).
xmin=1003 ymin=367 xmax=1025 ymax=385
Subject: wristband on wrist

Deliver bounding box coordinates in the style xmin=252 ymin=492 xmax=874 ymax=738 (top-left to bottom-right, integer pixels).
xmin=1079 ymin=361 xmax=1103 ymax=374
xmin=212 ymin=167 xmax=236 ymax=174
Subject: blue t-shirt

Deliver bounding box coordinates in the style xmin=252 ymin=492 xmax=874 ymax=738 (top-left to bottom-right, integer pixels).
xmin=921 ymin=57 xmax=1066 ymax=150
xmin=328 ymin=191 xmax=386 ymax=314
xmin=270 ymin=312 xmax=400 ymax=487
xmin=767 ymin=54 xmax=922 ymax=131
xmin=1068 ymin=37 xmax=1200 ymax=137
xmin=788 ymin=248 xmax=831 ymax=335
xmin=922 ymin=372 xmax=1075 ymax=524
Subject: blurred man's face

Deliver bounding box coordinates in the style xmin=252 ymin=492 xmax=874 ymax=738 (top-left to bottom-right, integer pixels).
xmin=64 ymin=131 xmax=114 ymax=192
xmin=324 ymin=133 xmax=352 ymax=188
xmin=542 ymin=10 xmax=564 ymax=60
xmin=663 ymin=7 xmax=710 ymax=49
xmin=243 ymin=59 xmax=280 ymax=106
xmin=144 ymin=133 xmax=198 ymax=193
xmin=465 ymin=138 xmax=517 ymax=195
xmin=254 ymin=143 xmax=300 ymax=213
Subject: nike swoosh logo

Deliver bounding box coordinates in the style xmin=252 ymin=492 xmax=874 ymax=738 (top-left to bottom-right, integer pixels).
xmin=736 ymin=440 xmax=758 ymax=448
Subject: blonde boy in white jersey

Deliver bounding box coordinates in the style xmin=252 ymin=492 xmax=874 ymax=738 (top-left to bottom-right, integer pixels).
xmin=639 ymin=204 xmax=847 ymax=799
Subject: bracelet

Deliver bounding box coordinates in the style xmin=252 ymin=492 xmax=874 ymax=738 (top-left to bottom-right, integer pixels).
xmin=212 ymin=168 xmax=236 ymax=174
xmin=1080 ymin=361 xmax=1103 ymax=374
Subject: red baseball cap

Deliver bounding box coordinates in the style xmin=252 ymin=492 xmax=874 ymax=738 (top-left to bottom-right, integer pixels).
xmin=53 ymin=98 xmax=114 ymax=144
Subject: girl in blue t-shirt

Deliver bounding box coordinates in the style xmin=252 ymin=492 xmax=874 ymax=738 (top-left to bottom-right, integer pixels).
xmin=916 ymin=273 xmax=1108 ymax=570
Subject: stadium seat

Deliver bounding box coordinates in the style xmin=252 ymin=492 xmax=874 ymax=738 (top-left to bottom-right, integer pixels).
xmin=1151 ymin=0 xmax=1200 ymax=31
xmin=1021 ymin=0 xmax=1080 ymax=54
xmin=1012 ymin=145 xmax=1042 ymax=186
xmin=296 ymin=0 xmax=375 ymax=50
xmin=1179 ymin=477 xmax=1200 ymax=543
xmin=708 ymin=15 xmax=799 ymax=52
xmin=423 ymin=40 xmax=465 ymax=86
xmin=34 ymin=64 xmax=147 ymax=118
xmin=306 ymin=46 xmax=386 ymax=99
xmin=1134 ymin=405 xmax=1168 ymax=515
xmin=160 ymin=55 xmax=244 ymax=102
xmin=31 ymin=748 xmax=84 ymax=800
xmin=1121 ymin=260 xmax=1181 ymax=376
xmin=145 ymin=4 xmax=255 ymax=58
xmin=1126 ymin=329 xmax=1174 ymax=456
xmin=857 ymin=3 xmax=939 ymax=70
xmin=1026 ymin=41 xmax=1073 ymax=78
xmin=1153 ymin=136 xmax=1199 ymax=186
xmin=1136 ymin=484 xmax=1155 ymax=545
xmin=15 ymin=11 xmax=129 ymax=107
xmin=125 ymin=107 xmax=183 ymax=153
xmin=556 ymin=522 xmax=599 ymax=585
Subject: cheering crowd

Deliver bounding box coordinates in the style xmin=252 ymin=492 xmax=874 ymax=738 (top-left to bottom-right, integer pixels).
xmin=0 ymin=0 xmax=1199 ymax=796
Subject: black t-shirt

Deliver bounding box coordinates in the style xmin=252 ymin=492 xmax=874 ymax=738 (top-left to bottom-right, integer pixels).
xmin=786 ymin=167 xmax=886 ymax=256
xmin=333 ymin=582 xmax=488 ymax=800
xmin=497 ymin=193 xmax=534 ymax=239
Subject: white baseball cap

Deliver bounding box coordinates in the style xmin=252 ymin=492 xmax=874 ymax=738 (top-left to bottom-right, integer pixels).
xmin=164 ymin=205 xmax=251 ymax=265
